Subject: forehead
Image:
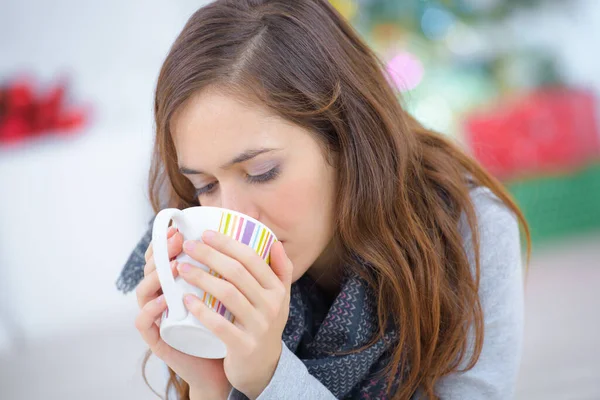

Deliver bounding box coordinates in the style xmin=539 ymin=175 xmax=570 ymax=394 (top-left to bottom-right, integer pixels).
xmin=171 ymin=88 xmax=287 ymax=165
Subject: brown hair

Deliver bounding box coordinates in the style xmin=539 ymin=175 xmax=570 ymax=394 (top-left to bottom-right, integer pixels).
xmin=144 ymin=0 xmax=530 ymax=398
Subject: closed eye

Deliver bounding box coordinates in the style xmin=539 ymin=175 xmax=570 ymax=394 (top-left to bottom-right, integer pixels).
xmin=194 ymin=167 xmax=280 ymax=198
xmin=195 ymin=182 xmax=217 ymax=197
xmin=246 ymin=167 xmax=280 ymax=184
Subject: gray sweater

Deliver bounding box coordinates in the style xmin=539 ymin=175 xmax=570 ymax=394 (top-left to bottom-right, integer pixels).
xmin=227 ymin=187 xmax=525 ymax=399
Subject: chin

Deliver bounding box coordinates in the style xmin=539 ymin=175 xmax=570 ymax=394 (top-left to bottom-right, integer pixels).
xmin=290 ymin=260 xmax=312 ymax=283
xmin=278 ymin=241 xmax=315 ymax=282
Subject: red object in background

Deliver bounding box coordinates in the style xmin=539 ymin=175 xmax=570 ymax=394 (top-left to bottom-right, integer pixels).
xmin=465 ymin=88 xmax=600 ymax=180
xmin=0 ymin=77 xmax=89 ymax=145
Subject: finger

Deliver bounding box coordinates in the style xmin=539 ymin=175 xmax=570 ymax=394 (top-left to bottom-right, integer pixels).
xmin=135 ymin=294 xmax=180 ymax=362
xmin=179 ymin=240 xmax=264 ymax=307
xmin=145 ymin=226 xmax=178 ymax=262
xmin=144 ymin=231 xmax=184 ymax=276
xmin=143 ymin=258 xmax=155 ymax=277
xmin=187 ymin=230 xmax=277 ymax=289
xmin=135 ymin=295 xmax=201 ymax=365
xmin=135 ymin=294 xmax=167 ymax=350
xmin=183 ymin=293 xmax=247 ymax=352
xmin=177 ymin=263 xmax=258 ymax=329
xmin=137 ymin=261 xmax=179 ymax=309
xmin=268 ymin=241 xmax=294 ymax=289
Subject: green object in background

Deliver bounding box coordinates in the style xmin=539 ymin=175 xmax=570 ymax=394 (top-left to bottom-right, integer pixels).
xmin=333 ymin=0 xmax=598 ymax=244
xmin=507 ymin=163 xmax=600 ymax=243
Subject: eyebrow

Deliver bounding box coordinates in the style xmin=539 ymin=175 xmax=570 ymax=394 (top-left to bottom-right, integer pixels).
xmin=178 ymin=147 xmax=279 ymax=175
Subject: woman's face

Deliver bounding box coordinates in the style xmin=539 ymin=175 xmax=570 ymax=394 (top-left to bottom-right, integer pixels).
xmin=171 ymin=87 xmax=338 ymax=283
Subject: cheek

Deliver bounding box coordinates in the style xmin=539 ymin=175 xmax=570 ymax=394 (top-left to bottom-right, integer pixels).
xmin=267 ymin=171 xmax=332 ymax=230
xmin=261 ymin=168 xmax=336 ymax=276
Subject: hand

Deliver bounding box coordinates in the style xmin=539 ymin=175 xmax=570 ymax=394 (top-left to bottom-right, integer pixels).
xmin=177 ymin=230 xmax=293 ymax=400
xmin=135 ymin=227 xmax=232 ymax=400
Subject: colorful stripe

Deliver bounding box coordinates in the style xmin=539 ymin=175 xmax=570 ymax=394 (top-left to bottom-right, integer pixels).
xmin=262 ymin=234 xmax=275 ymax=260
xmin=242 ymin=221 xmax=255 ymax=245
xmin=250 ymin=226 xmax=260 ymax=249
xmin=224 ymin=213 xmax=232 ymax=236
xmin=235 ymin=217 xmax=244 ymax=240
xmin=218 ymin=212 xmax=225 ymax=233
xmin=256 ymin=229 xmax=267 ymax=257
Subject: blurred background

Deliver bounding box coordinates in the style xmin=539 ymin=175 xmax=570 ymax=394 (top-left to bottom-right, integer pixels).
xmin=0 ymin=0 xmax=598 ymax=399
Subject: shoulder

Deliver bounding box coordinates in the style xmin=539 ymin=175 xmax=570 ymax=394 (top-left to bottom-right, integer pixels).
xmin=459 ymin=185 xmax=523 ymax=310
xmin=462 ymin=185 xmax=519 ymax=240
xmin=460 ymin=186 xmax=521 ymax=268
xmin=421 ymin=186 xmax=525 ymax=399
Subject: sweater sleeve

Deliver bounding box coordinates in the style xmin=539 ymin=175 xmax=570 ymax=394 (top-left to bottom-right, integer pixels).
xmin=417 ymin=187 xmax=525 ymax=399
xmin=227 ymin=341 xmax=337 ymax=400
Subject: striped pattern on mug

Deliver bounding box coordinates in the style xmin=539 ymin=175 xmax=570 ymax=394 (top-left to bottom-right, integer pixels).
xmin=202 ymin=211 xmax=277 ymax=322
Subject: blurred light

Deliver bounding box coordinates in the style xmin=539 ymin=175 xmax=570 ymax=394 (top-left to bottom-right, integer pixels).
xmin=421 ymin=5 xmax=456 ymax=41
xmin=445 ymin=22 xmax=486 ymax=57
xmin=413 ymin=95 xmax=454 ymax=133
xmin=329 ymin=0 xmax=358 ymax=21
xmin=386 ymin=51 xmax=424 ymax=91
xmin=460 ymin=0 xmax=502 ymax=13
xmin=371 ymin=23 xmax=405 ymax=49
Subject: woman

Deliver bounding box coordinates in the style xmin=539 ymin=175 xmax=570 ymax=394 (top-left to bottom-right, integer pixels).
xmin=117 ymin=0 xmax=529 ymax=399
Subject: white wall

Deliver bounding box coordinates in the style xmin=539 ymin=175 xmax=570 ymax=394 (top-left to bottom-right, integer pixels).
xmin=0 ymin=0 xmax=211 ymax=347
xmin=501 ymin=0 xmax=600 ymax=93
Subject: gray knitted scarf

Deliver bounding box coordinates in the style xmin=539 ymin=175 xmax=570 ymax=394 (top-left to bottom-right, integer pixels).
xmin=117 ymin=224 xmax=403 ymax=399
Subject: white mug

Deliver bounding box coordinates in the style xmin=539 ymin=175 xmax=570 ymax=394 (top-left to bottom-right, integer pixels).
xmin=152 ymin=206 xmax=277 ymax=359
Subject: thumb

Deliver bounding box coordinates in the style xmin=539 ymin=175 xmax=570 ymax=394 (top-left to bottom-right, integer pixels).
xmin=269 ymin=241 xmax=293 ymax=288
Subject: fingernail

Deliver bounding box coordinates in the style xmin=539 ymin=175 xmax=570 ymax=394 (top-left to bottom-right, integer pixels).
xmin=170 ymin=260 xmax=178 ymax=270
xmin=167 ymin=227 xmax=176 ymax=237
xmin=177 ymin=263 xmax=191 ymax=273
xmin=184 ymin=294 xmax=196 ymax=305
xmin=156 ymin=294 xmax=164 ymax=304
xmin=184 ymin=240 xmax=196 ymax=252
xmin=202 ymin=230 xmax=217 ymax=241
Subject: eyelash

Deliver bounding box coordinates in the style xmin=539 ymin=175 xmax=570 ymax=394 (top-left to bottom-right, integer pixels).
xmin=194 ymin=167 xmax=280 ymax=197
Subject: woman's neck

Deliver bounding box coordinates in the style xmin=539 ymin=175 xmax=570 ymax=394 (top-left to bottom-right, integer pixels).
xmin=306 ymin=239 xmax=344 ymax=296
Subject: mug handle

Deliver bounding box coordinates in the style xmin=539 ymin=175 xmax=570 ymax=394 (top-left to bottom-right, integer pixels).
xmin=152 ymin=208 xmax=192 ymax=321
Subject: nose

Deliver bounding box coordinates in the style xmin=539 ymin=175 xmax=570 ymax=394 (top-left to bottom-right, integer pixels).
xmin=218 ymin=184 xmax=260 ymax=220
